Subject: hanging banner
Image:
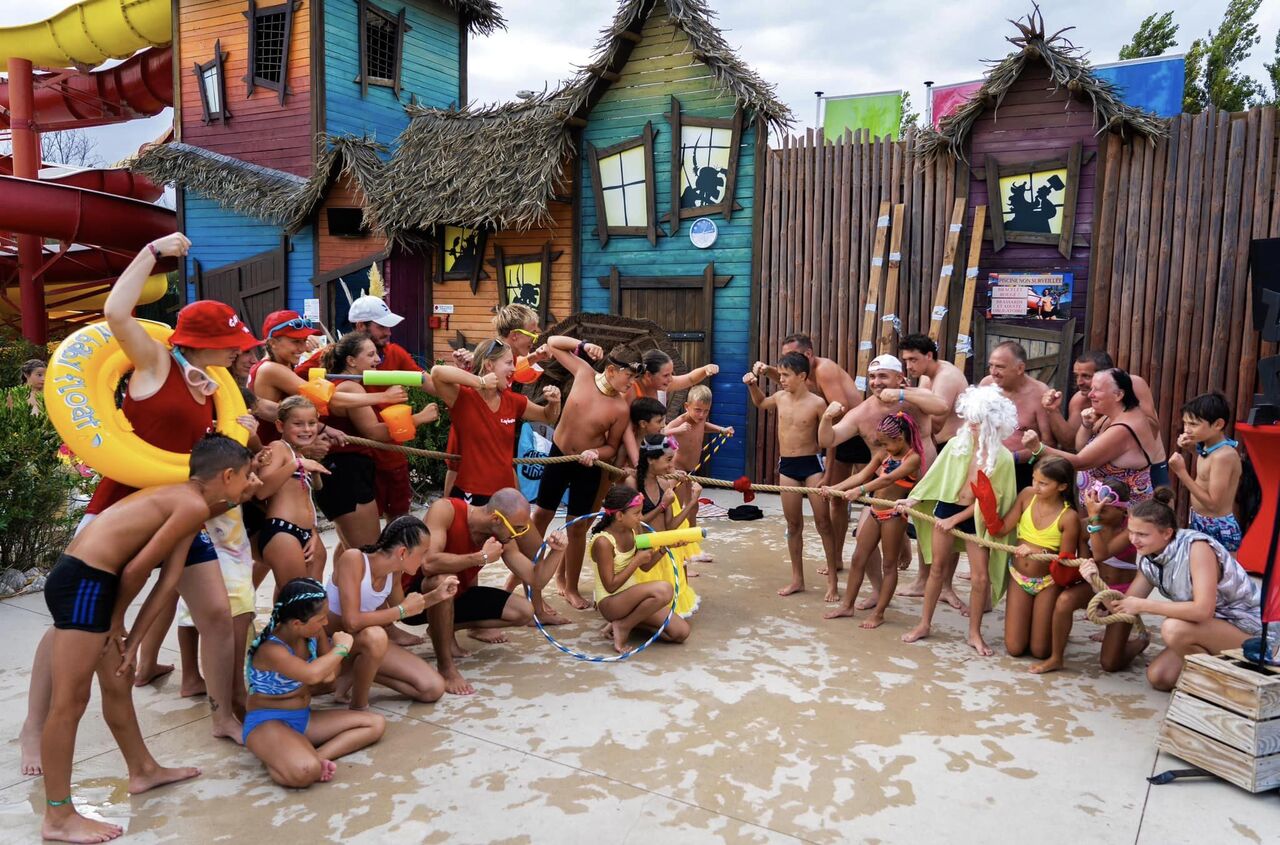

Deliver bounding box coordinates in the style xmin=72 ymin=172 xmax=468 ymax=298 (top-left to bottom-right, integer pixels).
xmin=930 ymin=79 xmax=982 ymax=128
xmin=822 ymin=90 xmax=903 ymax=141
xmin=1093 ymin=54 xmax=1186 ymax=118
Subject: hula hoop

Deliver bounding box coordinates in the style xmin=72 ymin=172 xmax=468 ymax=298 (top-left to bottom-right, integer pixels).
xmin=524 ymin=511 xmax=680 ymax=663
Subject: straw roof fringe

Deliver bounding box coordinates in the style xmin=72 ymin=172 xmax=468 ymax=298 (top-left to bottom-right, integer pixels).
xmin=367 ymin=95 xmax=575 ymax=235
xmin=915 ymin=5 xmax=1168 ymax=159
xmin=443 ymin=0 xmax=506 ymax=36
xmin=131 ymin=136 xmax=388 ymax=233
xmin=561 ymin=0 xmax=791 ymax=130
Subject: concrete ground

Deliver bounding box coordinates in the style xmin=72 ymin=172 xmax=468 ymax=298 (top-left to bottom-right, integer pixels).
xmin=1 ymin=491 xmax=1275 ymax=843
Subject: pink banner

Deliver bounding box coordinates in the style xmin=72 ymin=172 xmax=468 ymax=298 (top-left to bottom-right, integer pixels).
xmin=931 ymin=81 xmax=982 ymax=128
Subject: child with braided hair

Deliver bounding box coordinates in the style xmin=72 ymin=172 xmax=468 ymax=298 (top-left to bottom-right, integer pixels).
xmin=820 ymin=412 xmax=923 ymax=628
xmin=632 ymin=434 xmax=701 ymax=615
xmin=244 ymin=578 xmax=385 ymax=788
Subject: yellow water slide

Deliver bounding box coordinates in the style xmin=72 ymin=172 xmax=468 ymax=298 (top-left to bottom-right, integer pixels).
xmin=0 ymin=0 xmax=171 ymax=72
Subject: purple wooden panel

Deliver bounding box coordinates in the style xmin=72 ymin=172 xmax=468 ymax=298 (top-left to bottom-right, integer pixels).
xmin=387 ymin=246 xmax=430 ymax=362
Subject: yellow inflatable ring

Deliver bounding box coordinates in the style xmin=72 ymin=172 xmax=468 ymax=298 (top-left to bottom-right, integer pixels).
xmin=43 ymin=319 xmax=248 ymax=489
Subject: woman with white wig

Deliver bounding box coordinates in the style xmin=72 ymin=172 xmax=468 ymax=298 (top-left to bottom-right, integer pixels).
xmin=895 ymin=385 xmax=1020 ymax=656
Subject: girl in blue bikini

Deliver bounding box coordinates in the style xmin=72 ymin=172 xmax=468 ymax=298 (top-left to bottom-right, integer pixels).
xmin=244 ymin=578 xmax=385 ymax=788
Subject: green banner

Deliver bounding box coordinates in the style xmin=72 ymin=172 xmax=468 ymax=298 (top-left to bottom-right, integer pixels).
xmin=822 ymin=91 xmax=903 ymax=141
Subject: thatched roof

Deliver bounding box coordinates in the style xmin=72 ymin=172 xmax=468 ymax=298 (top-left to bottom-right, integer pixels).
xmin=366 ymin=96 xmax=573 ymax=235
xmin=561 ymin=0 xmax=791 ymax=130
xmin=916 ymin=6 xmax=1168 ymax=159
xmin=131 ymin=136 xmax=387 ymax=232
xmin=444 ymin=0 xmax=506 ymax=36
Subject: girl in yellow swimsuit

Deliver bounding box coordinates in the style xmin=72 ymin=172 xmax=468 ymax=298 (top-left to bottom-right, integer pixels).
xmin=994 ymin=457 xmax=1080 ymax=664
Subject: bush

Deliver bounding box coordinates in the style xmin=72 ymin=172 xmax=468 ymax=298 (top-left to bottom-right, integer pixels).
xmin=404 ymin=386 xmax=451 ymax=501
xmin=0 ymin=335 xmax=52 ymax=389
xmin=0 ymin=388 xmax=91 ymax=572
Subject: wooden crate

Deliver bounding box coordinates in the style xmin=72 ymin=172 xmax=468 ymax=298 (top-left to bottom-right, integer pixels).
xmin=1156 ymin=649 xmax=1280 ymax=793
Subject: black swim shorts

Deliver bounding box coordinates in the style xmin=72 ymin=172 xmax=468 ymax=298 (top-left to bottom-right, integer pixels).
xmin=535 ymin=443 xmax=602 ymax=516
xmin=315 ymin=452 xmax=376 ymax=520
xmin=45 ymin=553 xmax=120 ymax=634
xmin=778 ymin=454 xmax=826 ymax=482
xmin=933 ymin=500 xmax=976 ymax=536
xmin=834 ymin=434 xmax=872 ymax=465
xmin=453 ymin=585 xmax=513 ymax=625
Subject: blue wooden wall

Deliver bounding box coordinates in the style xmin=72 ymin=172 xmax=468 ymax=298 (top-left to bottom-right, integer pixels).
xmin=183 ymin=196 xmax=314 ymax=316
xmin=577 ymin=12 xmax=757 ymax=478
xmin=323 ymin=0 xmax=462 ymax=142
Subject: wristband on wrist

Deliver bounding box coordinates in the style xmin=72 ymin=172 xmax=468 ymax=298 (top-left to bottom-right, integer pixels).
xmin=1086 ymin=524 xmax=1103 ymax=534
xmin=147 ymin=243 xmax=161 ymax=259
xmin=575 ymin=340 xmax=587 ymax=357
xmin=334 ymin=646 xmax=350 ymax=657
xmin=398 ymin=604 xmax=406 ymax=620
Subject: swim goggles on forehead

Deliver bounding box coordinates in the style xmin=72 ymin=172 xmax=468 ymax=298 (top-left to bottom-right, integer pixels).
xmin=493 ymin=508 xmax=529 ymax=539
xmin=605 ymin=355 xmax=644 ymax=376
xmin=171 ymin=348 xmax=220 ymax=396
xmin=267 ymin=318 xmax=317 ymax=338
xmin=603 ymin=493 xmax=645 ymax=515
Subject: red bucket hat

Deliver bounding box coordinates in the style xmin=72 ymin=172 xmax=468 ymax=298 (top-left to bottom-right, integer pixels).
xmin=169 ymin=301 xmax=261 ymax=351
xmin=262 ymin=309 xmax=321 ymax=341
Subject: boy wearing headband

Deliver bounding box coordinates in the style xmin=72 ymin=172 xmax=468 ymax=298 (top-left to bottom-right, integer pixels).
xmin=531 ymin=337 xmax=642 ymax=610
xmin=744 ymin=352 xmax=841 ymax=598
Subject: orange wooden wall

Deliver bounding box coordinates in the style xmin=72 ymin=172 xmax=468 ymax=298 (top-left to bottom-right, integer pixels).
xmin=316 ymin=173 xmax=388 ymax=273
xmin=430 ymin=197 xmax=575 ymax=362
xmin=178 ymin=0 xmax=314 ymax=176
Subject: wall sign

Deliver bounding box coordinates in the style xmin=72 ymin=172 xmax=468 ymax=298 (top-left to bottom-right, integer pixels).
xmin=690 ymin=217 xmax=718 ymax=249
xmin=987 ymin=271 xmax=1073 ymax=320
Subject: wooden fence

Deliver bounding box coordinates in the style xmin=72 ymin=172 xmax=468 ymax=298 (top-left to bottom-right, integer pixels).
xmin=753 ymin=128 xmax=971 ymax=480
xmin=1087 ymin=105 xmax=1280 ymax=452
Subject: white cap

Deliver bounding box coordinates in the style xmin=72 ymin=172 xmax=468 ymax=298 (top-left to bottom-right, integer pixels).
xmin=868 ymin=354 xmax=904 ymax=374
xmin=348 ymin=295 xmax=403 ymax=328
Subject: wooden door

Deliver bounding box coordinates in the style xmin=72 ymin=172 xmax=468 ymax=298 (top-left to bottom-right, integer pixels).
xmin=196 ymin=240 xmax=286 ymax=333
xmin=973 ymin=316 xmax=1078 ymax=396
xmin=599 ymin=262 xmax=732 ymax=372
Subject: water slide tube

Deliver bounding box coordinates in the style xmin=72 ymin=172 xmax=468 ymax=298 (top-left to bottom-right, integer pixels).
xmin=0 ymin=0 xmax=171 ymax=72
xmin=0 ymin=47 xmax=172 ymax=132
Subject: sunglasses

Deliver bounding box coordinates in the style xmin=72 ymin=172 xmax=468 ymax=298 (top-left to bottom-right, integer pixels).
xmin=267 ymin=318 xmax=317 ymax=338
xmin=493 ymin=508 xmax=529 ymax=539
xmin=511 ymin=328 xmax=540 ymax=339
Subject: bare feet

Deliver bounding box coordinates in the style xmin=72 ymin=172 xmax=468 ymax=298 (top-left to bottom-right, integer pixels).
xmin=966 ymin=633 xmax=994 ymax=657
xmin=816 ymin=565 xmax=830 ymax=576
xmin=859 ymin=613 xmax=886 ymax=630
xmin=319 ymin=759 xmax=337 ymax=782
xmin=612 ymin=623 xmax=634 ymax=654
xmin=599 ymin=622 xmax=615 ymax=640
xmin=941 ymin=589 xmax=965 ymax=611
xmin=1029 ymin=657 xmax=1063 ymax=674
xmin=19 ymin=724 xmax=41 ymax=776
xmin=334 ymin=675 xmax=352 ymax=706
xmin=898 ymin=578 xmax=927 ymax=598
xmin=563 ymin=591 xmax=593 ymax=611
xmin=902 ymin=623 xmax=930 ymax=643
xmin=467 ymin=629 xmax=509 ymax=644
xmin=823 ymin=586 xmax=840 ymax=603
xmin=1089 ymin=630 xmax=1106 ymax=643
xmin=689 ymin=553 xmax=714 ymax=563
xmin=450 ymin=638 xmax=471 ymax=659
xmin=388 ymin=626 xmax=425 ymax=647
xmin=531 ymin=605 xmax=571 ymax=626
xmin=442 ymin=670 xmax=475 ymax=696
xmin=180 ymin=677 xmax=207 ymax=698
xmin=822 ymin=606 xmax=855 ymax=620
xmin=41 ymin=811 xmax=123 ymax=844
xmin=211 ymin=716 xmax=245 ymax=746
xmin=132 ymin=662 xmax=174 ymax=687
xmin=128 ymin=764 xmax=202 ymax=795
xmin=777 ymin=581 xmax=805 ymax=597
xmin=854 ymin=593 xmax=880 ymax=611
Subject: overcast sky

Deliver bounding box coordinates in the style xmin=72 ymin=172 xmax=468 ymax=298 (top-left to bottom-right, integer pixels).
xmin=3 ymin=0 xmax=1279 ymax=163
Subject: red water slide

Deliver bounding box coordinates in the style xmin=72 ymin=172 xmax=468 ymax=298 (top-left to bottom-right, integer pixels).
xmin=0 ymin=47 xmax=172 ymax=132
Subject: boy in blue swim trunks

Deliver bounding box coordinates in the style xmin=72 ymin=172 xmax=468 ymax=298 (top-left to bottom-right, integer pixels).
xmin=30 ymin=433 xmax=256 ymax=845
xmin=1169 ymin=392 xmax=1244 ymax=551
xmin=745 ymin=352 xmax=841 ymax=598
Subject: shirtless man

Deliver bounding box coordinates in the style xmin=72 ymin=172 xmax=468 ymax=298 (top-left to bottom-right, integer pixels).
xmin=979 ymin=341 xmax=1056 ymax=490
xmin=531 ymin=337 xmax=640 ymax=609
xmin=753 ymin=333 xmax=863 ymax=570
xmin=818 ymin=355 xmax=949 ymax=608
xmin=1040 ymin=350 xmax=1168 ymax=486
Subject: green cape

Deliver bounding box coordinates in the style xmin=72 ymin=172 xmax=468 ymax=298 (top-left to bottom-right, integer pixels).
xmin=908 ymin=438 xmax=1018 ymax=604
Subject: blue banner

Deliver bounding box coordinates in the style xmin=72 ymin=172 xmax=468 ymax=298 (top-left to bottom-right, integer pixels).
xmin=1093 ymin=55 xmax=1185 ymax=118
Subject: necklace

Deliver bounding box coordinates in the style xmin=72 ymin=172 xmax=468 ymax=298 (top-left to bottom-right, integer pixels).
xmin=1196 ymin=438 xmax=1237 ymax=458
xmin=594 ymin=372 xmax=617 ymax=397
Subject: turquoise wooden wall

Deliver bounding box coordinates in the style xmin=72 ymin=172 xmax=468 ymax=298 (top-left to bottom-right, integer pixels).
xmin=577 ymin=40 xmax=758 ymax=478
xmin=323 ymin=0 xmax=462 ymax=142
xmin=183 ymin=196 xmax=315 ymax=318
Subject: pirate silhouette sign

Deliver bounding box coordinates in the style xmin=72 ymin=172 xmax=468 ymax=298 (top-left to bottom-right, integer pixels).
xmin=679 ymin=126 xmax=732 ymax=210
xmin=503 ymin=261 xmax=542 ymax=310
xmin=999 ymin=168 xmax=1068 ymax=235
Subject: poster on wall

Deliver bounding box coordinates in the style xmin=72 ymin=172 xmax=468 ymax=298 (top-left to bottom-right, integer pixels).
xmin=442 ymin=225 xmax=485 ymax=277
xmin=679 ymin=126 xmax=732 ymax=210
xmin=999 ymin=169 xmax=1068 ymax=235
xmin=987 ymin=272 xmax=1073 ymax=320
xmin=503 ymin=261 xmax=543 ymax=310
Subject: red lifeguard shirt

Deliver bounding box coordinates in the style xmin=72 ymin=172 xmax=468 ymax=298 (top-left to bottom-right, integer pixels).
xmin=86 ymin=361 xmax=215 ymax=514
xmin=246 ymin=358 xmax=281 ymax=446
xmin=404 ymin=498 xmax=483 ymax=595
xmin=450 ymin=386 xmax=529 ymax=497
xmin=297 ymin=342 xmax=422 ymax=469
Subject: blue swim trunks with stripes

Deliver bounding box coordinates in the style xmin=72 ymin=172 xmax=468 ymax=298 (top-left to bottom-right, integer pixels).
xmin=45 ymin=553 xmax=120 ymax=634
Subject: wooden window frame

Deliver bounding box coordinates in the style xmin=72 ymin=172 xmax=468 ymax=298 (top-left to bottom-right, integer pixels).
xmin=355 ymin=0 xmax=409 ymax=99
xmin=665 ymin=97 xmax=743 ymax=235
xmin=493 ymin=242 xmax=561 ymax=327
xmin=193 ymin=40 xmax=231 ymax=124
xmin=244 ymin=0 xmax=299 ymax=105
xmin=437 ymin=225 xmax=489 ymax=292
xmin=984 ymin=141 xmax=1084 ymax=259
xmin=586 ymin=121 xmax=658 ymax=248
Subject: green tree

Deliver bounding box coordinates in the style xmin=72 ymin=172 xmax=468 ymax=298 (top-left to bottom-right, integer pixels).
xmin=1266 ymin=29 xmax=1280 ymax=104
xmin=899 ymin=92 xmax=920 ymax=137
xmin=1119 ymin=11 xmax=1179 ymax=60
xmin=1182 ymin=0 xmax=1266 ymax=113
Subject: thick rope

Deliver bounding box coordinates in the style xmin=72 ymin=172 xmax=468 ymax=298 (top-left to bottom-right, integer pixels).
xmin=342 ymin=433 xmax=1141 ymax=628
